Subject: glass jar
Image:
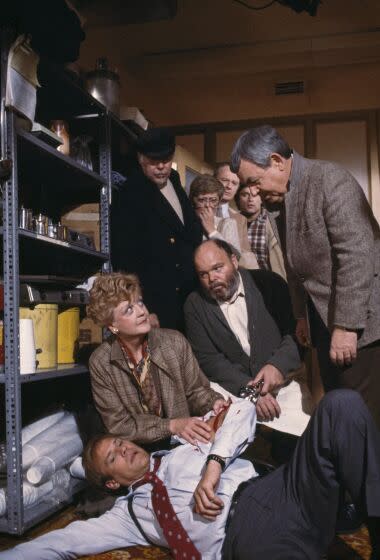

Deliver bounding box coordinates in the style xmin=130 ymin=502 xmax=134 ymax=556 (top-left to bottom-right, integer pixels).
xmin=50 ymin=120 xmax=70 ymax=156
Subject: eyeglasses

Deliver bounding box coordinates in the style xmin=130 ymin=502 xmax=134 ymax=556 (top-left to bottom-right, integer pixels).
xmin=194 ymin=196 xmax=220 ymax=207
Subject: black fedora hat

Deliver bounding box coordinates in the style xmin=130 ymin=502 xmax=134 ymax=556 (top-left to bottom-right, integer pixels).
xmin=135 ymin=127 xmax=176 ymax=160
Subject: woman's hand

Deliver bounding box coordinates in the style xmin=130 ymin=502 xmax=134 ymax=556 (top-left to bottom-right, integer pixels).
xmin=169 ymin=417 xmax=212 ymax=445
xmin=196 ymin=206 xmax=217 ymax=235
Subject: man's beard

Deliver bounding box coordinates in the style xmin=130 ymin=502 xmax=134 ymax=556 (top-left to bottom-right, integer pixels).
xmin=207 ymin=268 xmax=240 ymax=302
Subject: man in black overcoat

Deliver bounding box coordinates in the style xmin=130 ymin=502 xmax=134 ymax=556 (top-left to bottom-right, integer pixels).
xmin=111 ymin=128 xmax=202 ymax=331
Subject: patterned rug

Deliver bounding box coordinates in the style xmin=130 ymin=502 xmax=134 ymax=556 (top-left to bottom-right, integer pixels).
xmin=0 ymin=505 xmax=372 ymax=559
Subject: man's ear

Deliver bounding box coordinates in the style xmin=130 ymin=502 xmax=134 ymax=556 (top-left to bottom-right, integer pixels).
xmin=231 ymin=254 xmax=239 ymax=270
xmin=270 ymin=153 xmax=286 ymax=170
xmin=105 ymin=478 xmax=121 ymax=491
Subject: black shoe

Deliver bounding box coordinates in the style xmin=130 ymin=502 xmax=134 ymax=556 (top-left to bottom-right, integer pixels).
xmin=335 ymin=503 xmax=363 ymax=535
xmin=367 ymin=517 xmax=380 ymax=559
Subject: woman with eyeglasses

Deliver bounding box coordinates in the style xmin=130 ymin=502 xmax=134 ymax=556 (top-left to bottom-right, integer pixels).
xmin=189 ymin=175 xmax=258 ymax=268
xmin=189 ymin=174 xmax=242 ymax=257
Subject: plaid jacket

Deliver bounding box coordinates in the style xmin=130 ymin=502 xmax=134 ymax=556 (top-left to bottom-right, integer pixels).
xmin=89 ymin=328 xmax=221 ymax=444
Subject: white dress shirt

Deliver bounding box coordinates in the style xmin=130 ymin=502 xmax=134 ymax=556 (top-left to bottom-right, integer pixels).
xmin=216 ymin=201 xmax=230 ymax=218
xmin=3 ymin=401 xmax=257 ymax=560
xmin=218 ymin=274 xmax=250 ymax=356
xmin=160 ymin=179 xmax=184 ymax=223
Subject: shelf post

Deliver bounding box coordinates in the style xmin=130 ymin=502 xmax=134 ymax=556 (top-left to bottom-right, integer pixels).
xmin=1 ymin=29 xmax=24 ymax=534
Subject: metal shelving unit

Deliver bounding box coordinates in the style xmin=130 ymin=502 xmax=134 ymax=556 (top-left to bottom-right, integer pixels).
xmin=0 ymin=31 xmax=138 ymax=534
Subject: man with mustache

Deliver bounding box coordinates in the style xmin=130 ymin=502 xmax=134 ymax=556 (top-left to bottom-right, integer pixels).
xmin=184 ymin=239 xmax=303 ymax=427
xmin=2 ymin=391 xmax=380 ymax=559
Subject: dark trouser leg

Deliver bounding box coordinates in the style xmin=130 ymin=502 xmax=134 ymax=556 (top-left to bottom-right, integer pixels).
xmin=223 ymin=390 xmax=380 ymax=560
xmin=309 ymin=298 xmax=380 ymax=430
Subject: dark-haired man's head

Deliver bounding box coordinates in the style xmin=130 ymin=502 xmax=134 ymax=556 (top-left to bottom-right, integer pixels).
xmin=194 ymin=240 xmax=239 ymax=302
xmin=235 ymin=183 xmax=262 ymax=220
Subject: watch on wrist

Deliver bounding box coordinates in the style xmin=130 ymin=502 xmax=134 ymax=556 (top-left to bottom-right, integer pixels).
xmin=206 ymin=454 xmax=226 ymax=471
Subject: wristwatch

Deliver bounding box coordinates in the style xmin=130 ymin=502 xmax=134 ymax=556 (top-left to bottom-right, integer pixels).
xmin=206 ymin=454 xmax=226 ymax=471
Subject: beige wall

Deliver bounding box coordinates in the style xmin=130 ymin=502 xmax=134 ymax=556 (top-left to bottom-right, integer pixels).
xmin=110 ymin=62 xmax=380 ymax=127
xmin=78 ymin=1 xmax=380 ymax=219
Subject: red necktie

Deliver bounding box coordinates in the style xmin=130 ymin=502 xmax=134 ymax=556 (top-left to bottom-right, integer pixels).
xmin=132 ymin=456 xmax=201 ymax=560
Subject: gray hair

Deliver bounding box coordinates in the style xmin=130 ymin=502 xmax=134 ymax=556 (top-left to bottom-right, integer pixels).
xmin=230 ymin=125 xmax=292 ymax=173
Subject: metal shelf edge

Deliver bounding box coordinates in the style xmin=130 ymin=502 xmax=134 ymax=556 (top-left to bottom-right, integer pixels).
xmin=17 ymin=229 xmax=109 ymax=260
xmin=17 ymin=129 xmax=107 ymax=186
xmin=0 ymin=480 xmax=87 ymax=535
xmin=0 ymin=365 xmax=89 ymax=384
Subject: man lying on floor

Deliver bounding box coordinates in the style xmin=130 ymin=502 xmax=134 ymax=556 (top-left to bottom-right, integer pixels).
xmin=2 ymin=389 xmax=380 ymax=560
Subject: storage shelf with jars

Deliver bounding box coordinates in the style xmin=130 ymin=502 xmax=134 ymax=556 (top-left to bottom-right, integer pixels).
xmin=0 ymin=31 xmax=140 ymax=534
xmin=17 ymin=128 xmax=106 ymax=195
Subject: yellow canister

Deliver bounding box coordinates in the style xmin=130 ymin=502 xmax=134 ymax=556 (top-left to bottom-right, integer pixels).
xmin=20 ymin=304 xmax=58 ymax=369
xmin=57 ymin=307 xmax=80 ymax=364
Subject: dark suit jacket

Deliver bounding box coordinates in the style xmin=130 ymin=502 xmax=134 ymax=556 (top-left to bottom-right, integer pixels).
xmin=184 ymin=268 xmax=301 ymax=396
xmin=111 ymin=168 xmax=203 ymax=330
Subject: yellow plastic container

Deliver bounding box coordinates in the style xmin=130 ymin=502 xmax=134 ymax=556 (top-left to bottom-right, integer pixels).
xmin=20 ymin=304 xmax=58 ymax=369
xmin=57 ymin=307 xmax=80 ymax=364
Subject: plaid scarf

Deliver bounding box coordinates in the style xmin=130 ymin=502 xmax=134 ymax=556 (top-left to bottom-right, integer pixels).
xmin=118 ymin=338 xmax=162 ymax=417
xmin=247 ymin=208 xmax=269 ymax=269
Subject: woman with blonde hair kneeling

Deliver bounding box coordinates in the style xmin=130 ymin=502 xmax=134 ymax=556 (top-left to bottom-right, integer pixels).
xmin=87 ymin=272 xmax=225 ymax=449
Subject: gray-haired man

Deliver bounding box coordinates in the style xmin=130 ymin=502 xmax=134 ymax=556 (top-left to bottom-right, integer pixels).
xmin=230 ymin=124 xmax=380 ymax=429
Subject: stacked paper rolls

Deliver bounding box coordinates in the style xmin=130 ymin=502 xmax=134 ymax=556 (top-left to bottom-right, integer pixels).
xmin=0 ymin=469 xmax=70 ymax=515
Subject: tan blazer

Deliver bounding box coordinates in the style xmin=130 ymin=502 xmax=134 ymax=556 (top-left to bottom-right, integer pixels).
xmin=229 ymin=209 xmax=259 ymax=269
xmin=266 ymin=218 xmax=287 ymax=280
xmin=89 ymin=328 xmax=221 ymax=444
xmin=233 ymin=208 xmax=286 ymax=279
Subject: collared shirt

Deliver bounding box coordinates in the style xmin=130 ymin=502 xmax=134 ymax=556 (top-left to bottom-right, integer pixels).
xmin=161 ymin=179 xmax=184 ymax=223
xmin=216 ymin=201 xmax=231 ymax=218
xmin=246 ymin=207 xmax=270 ymax=270
xmin=218 ymin=273 xmax=250 ymax=356
xmin=5 ymin=401 xmax=257 ymax=560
